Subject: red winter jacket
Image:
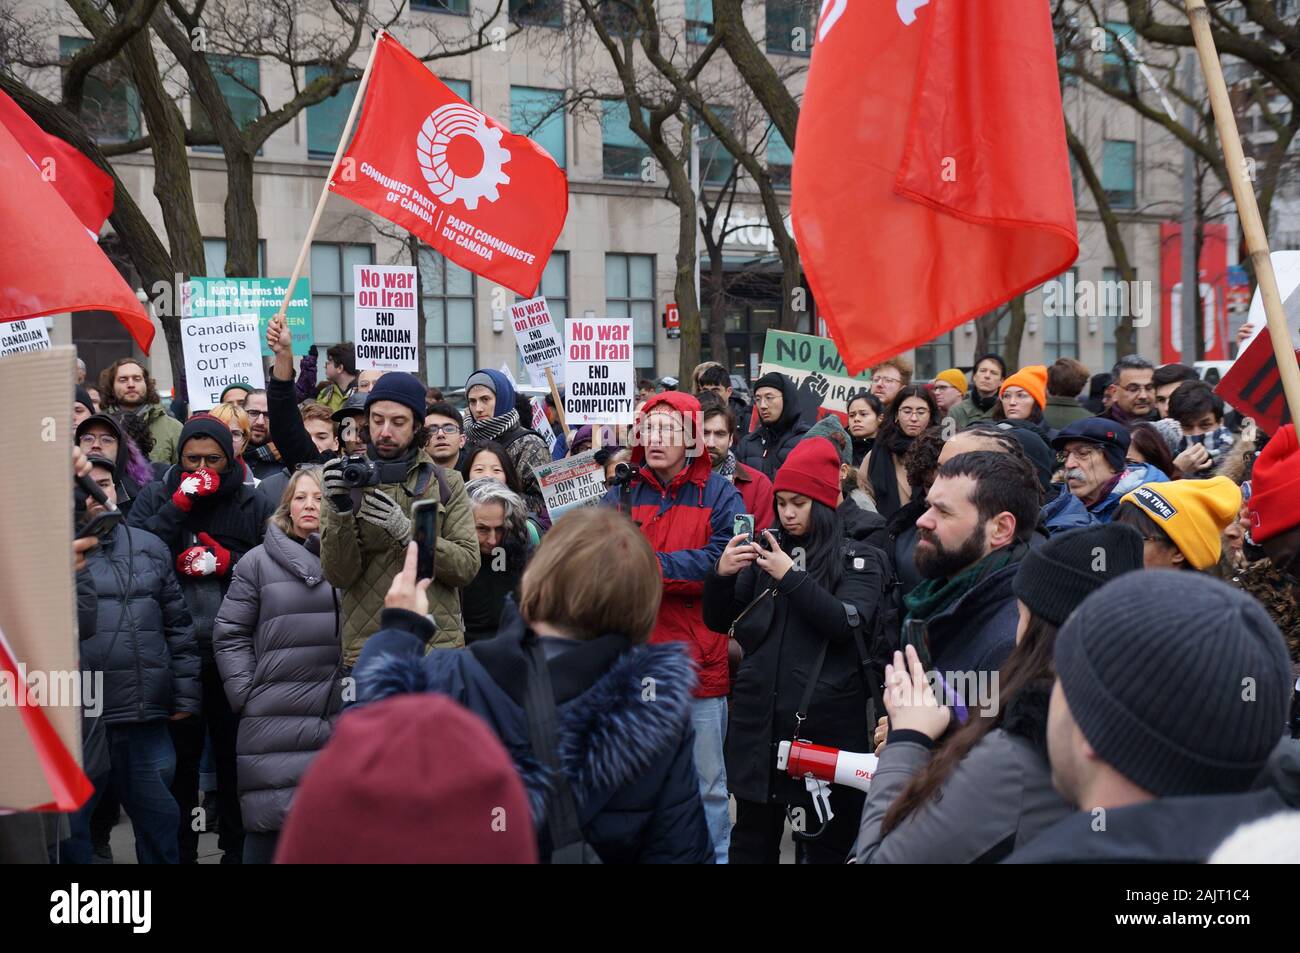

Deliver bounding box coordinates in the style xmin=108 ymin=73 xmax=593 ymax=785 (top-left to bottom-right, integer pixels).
xmin=602 ymin=391 xmax=744 ymax=697
xmin=734 ymin=462 xmax=775 ymax=532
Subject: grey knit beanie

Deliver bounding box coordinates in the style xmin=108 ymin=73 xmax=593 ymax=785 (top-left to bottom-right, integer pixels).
xmin=1054 ymin=570 xmax=1291 ymax=798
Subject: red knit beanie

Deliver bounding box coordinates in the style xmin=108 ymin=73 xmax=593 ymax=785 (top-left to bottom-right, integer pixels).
xmin=1247 ymin=423 xmax=1300 ymax=543
xmin=276 ymin=694 xmax=537 ymax=864
xmin=773 ymin=437 xmax=842 ymax=509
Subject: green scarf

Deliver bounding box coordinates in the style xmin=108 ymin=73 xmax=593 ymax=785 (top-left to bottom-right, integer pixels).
xmin=904 ymin=547 xmax=1017 ymax=624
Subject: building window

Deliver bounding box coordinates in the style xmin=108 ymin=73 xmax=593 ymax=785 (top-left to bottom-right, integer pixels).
xmin=305 ymin=65 xmax=359 ymax=160
xmin=698 ymin=105 xmax=734 ymax=186
xmin=419 ymin=246 xmax=477 ymax=390
xmin=510 ymin=0 xmax=563 ymax=26
xmin=606 ymin=253 xmax=656 ymax=377
xmin=913 ymin=331 xmax=954 ymax=380
xmin=1101 ymin=266 xmax=1131 ymax=372
xmin=766 ymin=0 xmax=815 ymax=56
xmin=511 ymin=87 xmax=566 ymax=169
xmin=310 ymin=242 xmax=374 ymax=347
xmin=59 ymin=36 xmax=140 ymax=143
xmin=411 ymin=0 xmax=469 ymax=13
xmin=984 ymin=312 xmax=1012 ymax=357
xmin=202 ymin=238 xmax=266 ymax=278
xmin=686 ymin=0 xmax=713 ymax=43
xmin=1042 ymin=270 xmax=1079 ymax=363
xmin=443 ymin=78 xmax=471 ymax=104
xmin=1102 ymin=20 xmax=1136 ymax=94
xmin=515 ymin=252 xmax=568 ymax=379
xmin=767 ymin=124 xmax=793 ymax=189
xmin=191 ymin=55 xmax=261 ymax=152
xmin=603 ymin=101 xmax=651 ymax=180
xmin=1101 ymin=139 xmax=1136 ymax=209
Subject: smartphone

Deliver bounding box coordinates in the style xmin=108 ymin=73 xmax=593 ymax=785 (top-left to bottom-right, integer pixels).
xmin=733 ymin=513 xmax=755 ymax=545
xmin=411 ymin=499 xmax=440 ymax=581
xmin=76 ymin=509 xmax=124 ymax=540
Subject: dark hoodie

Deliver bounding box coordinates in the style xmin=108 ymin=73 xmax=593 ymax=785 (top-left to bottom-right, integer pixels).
xmin=127 ymin=415 xmax=274 ymax=647
xmin=735 ymin=373 xmax=811 ymax=480
xmin=463 ymin=367 xmax=550 ymax=516
xmin=76 ymin=413 xmax=150 ymax=515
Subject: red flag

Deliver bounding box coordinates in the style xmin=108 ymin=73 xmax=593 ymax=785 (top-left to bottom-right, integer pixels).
xmin=0 ymin=122 xmax=153 ymax=353
xmin=0 ymin=90 xmax=114 ymax=237
xmin=1216 ymin=330 xmax=1299 ymax=435
xmin=331 ymin=33 xmax=568 ymax=297
xmin=793 ymin=0 xmax=1078 ymax=375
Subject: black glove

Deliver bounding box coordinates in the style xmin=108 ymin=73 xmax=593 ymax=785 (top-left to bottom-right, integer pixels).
xmin=322 ymin=457 xmax=352 ymax=513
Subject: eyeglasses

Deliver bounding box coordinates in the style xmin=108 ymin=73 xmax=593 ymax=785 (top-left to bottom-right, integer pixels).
xmin=1064 ymin=445 xmax=1101 ymax=462
xmin=77 ymin=433 xmax=118 ymax=449
xmin=643 ymin=424 xmax=685 ymax=440
xmin=897 ymin=408 xmax=929 ymax=419
xmin=754 ymin=394 xmax=780 ymax=405
xmin=245 ymin=409 xmax=269 ymax=420
xmin=873 ymin=376 xmax=902 ymax=387
xmin=183 ymin=455 xmax=225 ymax=468
xmin=1121 ymin=383 xmax=1156 ymax=395
xmin=429 ymin=423 xmax=461 ymax=435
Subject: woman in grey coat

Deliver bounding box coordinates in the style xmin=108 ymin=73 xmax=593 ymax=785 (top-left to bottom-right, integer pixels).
xmin=213 ymin=467 xmax=341 ymax=864
xmin=855 ymin=523 xmax=1146 ymax=864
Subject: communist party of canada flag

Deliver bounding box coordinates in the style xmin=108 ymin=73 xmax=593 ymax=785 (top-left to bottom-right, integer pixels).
xmin=331 ymin=33 xmax=568 ymax=297
xmin=793 ymin=0 xmax=1079 ymax=375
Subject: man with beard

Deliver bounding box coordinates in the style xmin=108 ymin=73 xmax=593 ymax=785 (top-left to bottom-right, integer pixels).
xmin=99 ymin=358 xmax=183 ymax=464
xmin=699 ymin=397 xmax=773 ymax=529
xmin=904 ymin=451 xmax=1041 ymax=678
xmin=239 ymin=389 xmax=284 ymax=480
xmin=128 ymin=415 xmax=275 ymax=863
xmin=319 ymin=372 xmax=480 ymax=670
xmin=736 ymin=371 xmax=811 ymax=480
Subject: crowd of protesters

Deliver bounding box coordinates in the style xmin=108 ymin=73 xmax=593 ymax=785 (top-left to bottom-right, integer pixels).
xmin=9 ymin=323 xmax=1299 ymax=867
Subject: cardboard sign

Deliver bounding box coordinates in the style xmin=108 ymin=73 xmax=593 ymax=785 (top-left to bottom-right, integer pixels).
xmin=181 ymin=314 xmax=265 ymax=410
xmin=535 ymin=449 xmax=606 ymax=521
xmin=510 ymin=296 xmax=564 ymax=387
xmin=531 ymin=396 xmax=557 ymax=454
xmin=564 ymin=317 xmax=635 ymax=425
xmin=353 ymin=264 xmax=419 ymax=372
xmin=0 ymin=318 xmax=51 ymax=357
xmin=758 ymin=329 xmax=873 ymax=423
xmin=184 ymin=277 xmax=313 ymax=356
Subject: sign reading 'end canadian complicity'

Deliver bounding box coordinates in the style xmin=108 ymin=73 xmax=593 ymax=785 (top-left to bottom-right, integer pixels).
xmin=353 ymin=264 xmax=419 ymax=372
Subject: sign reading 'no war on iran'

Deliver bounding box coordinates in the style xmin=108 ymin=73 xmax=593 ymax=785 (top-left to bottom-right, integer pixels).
xmin=510 ymin=296 xmax=564 ymax=387
xmin=759 ymin=329 xmax=873 ymax=419
xmin=182 ymin=315 xmax=265 ymax=410
xmin=563 ymin=317 xmax=635 ymax=426
xmin=353 ymin=264 xmax=419 ymax=372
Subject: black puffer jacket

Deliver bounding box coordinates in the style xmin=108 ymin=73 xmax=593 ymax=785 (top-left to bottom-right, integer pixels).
xmin=79 ymin=524 xmax=201 ymax=725
xmin=702 ymin=521 xmax=884 ymax=804
xmin=128 ymin=461 xmax=273 ymax=649
xmin=736 ymin=374 xmax=811 ymax=480
xmin=213 ymin=524 xmax=341 ymax=833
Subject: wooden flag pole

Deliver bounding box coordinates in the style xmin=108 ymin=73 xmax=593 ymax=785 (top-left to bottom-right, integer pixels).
xmin=544 ymin=366 xmax=568 ymax=435
xmin=274 ymin=30 xmax=386 ymax=321
xmin=1185 ymin=0 xmax=1300 ymax=428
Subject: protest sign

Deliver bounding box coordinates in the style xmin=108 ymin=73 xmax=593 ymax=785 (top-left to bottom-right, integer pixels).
xmin=182 ymin=314 xmax=265 ymax=410
xmin=758 ymin=329 xmax=874 ymax=424
xmin=185 ymin=277 xmax=313 ymax=356
xmin=510 ymin=296 xmax=564 ymax=387
xmin=531 ymin=396 xmax=557 ymax=454
xmin=535 ymin=449 xmax=606 ymax=521
xmin=564 ymin=317 xmax=635 ymax=426
xmin=0 ymin=318 xmax=51 ymax=358
xmin=354 ymin=264 xmax=419 ymax=372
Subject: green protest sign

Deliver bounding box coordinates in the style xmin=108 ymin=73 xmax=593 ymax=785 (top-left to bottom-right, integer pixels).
xmin=759 ymin=330 xmax=872 ymax=416
xmin=185 ymin=278 xmax=313 ymax=356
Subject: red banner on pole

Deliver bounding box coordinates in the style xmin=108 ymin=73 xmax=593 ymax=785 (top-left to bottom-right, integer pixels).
xmin=330 ymin=33 xmax=568 ymax=297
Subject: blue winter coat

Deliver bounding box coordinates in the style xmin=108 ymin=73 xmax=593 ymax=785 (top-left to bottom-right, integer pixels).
xmin=80 ymin=524 xmax=201 ymax=725
xmin=1040 ymin=462 xmax=1170 ymax=534
xmin=355 ymin=602 xmax=712 ymax=864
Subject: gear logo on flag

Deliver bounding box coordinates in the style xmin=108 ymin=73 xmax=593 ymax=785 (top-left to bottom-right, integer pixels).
xmin=416 ymin=103 xmax=511 ymax=211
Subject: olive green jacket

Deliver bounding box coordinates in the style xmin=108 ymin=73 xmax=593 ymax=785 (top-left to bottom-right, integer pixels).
xmin=947 ymin=393 xmax=996 ymax=431
xmin=118 ymin=402 xmax=182 ymax=464
xmin=320 ymin=452 xmax=480 ymax=666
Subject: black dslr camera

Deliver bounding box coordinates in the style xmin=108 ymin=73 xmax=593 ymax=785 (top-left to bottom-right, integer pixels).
xmin=340 ymin=454 xmax=383 ymax=488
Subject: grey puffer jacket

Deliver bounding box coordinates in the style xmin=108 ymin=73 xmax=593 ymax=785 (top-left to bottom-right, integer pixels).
xmin=79 ymin=524 xmax=200 ymax=726
xmin=213 ymin=523 xmax=341 ymax=833
xmin=855 ymin=681 xmax=1070 ymax=863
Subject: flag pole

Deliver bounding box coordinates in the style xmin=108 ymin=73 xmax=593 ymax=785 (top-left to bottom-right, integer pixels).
xmin=274 ymin=30 xmax=386 ymax=321
xmin=1185 ymin=0 xmax=1300 ymax=428
xmin=544 ymin=366 xmax=568 ymax=433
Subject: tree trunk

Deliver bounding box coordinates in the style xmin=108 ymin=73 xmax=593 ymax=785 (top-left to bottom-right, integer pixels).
xmin=1004 ymin=294 xmax=1027 ymax=370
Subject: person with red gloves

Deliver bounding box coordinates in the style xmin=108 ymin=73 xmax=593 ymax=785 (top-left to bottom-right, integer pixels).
xmin=128 ymin=414 xmax=273 ymax=863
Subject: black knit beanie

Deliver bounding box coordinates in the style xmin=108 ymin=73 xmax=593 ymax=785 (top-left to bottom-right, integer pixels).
xmin=1054 ymin=570 xmax=1291 ymax=798
xmin=179 ymin=413 xmax=236 ymax=464
xmin=753 ymin=371 xmax=788 ymax=395
xmin=1013 ymin=523 xmax=1145 ymax=627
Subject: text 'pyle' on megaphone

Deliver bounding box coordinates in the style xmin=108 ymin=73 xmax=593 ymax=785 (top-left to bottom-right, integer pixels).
xmin=777 ymin=740 xmax=879 ymax=794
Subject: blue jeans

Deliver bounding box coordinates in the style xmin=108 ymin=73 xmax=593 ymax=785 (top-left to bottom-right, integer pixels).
xmin=691 ymin=696 xmax=730 ymax=864
xmin=64 ymin=722 xmax=180 ymax=864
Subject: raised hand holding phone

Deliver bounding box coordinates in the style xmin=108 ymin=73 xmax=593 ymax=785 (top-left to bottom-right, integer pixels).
xmin=384 ymin=541 xmax=433 ymax=615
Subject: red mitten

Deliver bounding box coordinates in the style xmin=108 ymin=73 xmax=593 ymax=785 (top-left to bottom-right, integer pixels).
xmin=176 ymin=545 xmax=217 ymax=577
xmin=171 ymin=468 xmax=220 ymax=512
xmin=197 ymin=533 xmax=231 ymax=576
